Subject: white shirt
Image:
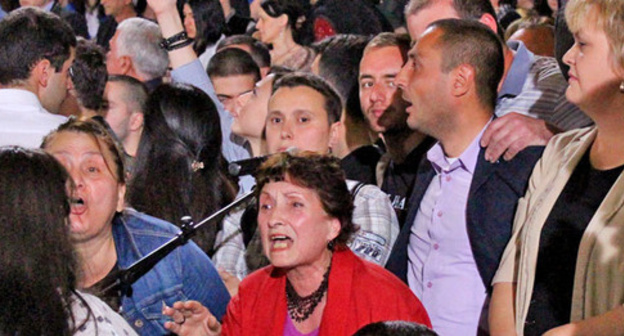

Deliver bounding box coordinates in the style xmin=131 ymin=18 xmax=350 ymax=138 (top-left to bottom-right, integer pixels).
xmin=0 ymin=89 xmax=67 ymax=148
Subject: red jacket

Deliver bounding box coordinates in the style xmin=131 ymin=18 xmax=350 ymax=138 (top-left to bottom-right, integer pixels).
xmin=222 ymin=249 xmax=431 ymax=335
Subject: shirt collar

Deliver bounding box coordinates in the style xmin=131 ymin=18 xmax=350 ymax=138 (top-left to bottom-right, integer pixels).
xmin=0 ymin=89 xmax=45 ymax=110
xmin=498 ymin=40 xmax=534 ymax=99
xmin=426 ymin=118 xmax=493 ymax=175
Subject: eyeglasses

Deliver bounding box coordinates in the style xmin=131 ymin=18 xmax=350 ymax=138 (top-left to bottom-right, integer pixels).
xmin=217 ymin=89 xmax=253 ymax=106
xmin=68 ymin=65 xmax=75 ymax=80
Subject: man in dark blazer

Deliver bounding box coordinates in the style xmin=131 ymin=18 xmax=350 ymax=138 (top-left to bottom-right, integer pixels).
xmin=389 ymin=19 xmax=543 ymax=335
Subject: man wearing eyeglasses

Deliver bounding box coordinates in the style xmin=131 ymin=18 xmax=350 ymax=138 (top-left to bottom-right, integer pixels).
xmin=207 ymin=48 xmax=261 ymax=119
xmin=0 ymin=7 xmax=75 ymax=148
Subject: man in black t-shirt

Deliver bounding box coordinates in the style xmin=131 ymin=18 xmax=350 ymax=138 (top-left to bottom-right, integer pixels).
xmin=358 ymin=33 xmax=433 ymax=227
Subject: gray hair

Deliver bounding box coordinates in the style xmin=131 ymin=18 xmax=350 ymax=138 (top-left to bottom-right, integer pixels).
xmin=116 ymin=18 xmax=169 ymax=80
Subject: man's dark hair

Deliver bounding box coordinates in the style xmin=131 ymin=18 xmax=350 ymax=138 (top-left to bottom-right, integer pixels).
xmin=207 ymin=48 xmax=261 ymax=82
xmin=106 ymin=75 xmax=149 ymax=116
xmin=364 ymin=32 xmax=411 ymax=62
xmin=430 ymin=19 xmax=504 ymax=109
xmin=353 ymin=321 xmax=439 ymax=336
xmin=72 ymin=39 xmax=107 ymax=110
xmin=313 ymin=34 xmax=371 ymax=128
xmin=406 ymin=0 xmax=505 ymax=40
xmin=0 ymin=7 xmax=76 ymax=86
xmin=217 ymin=35 xmax=272 ymax=69
xmin=272 ymin=72 xmax=342 ymax=124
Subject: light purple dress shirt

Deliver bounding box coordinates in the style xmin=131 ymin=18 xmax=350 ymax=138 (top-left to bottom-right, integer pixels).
xmin=407 ymin=125 xmax=489 ymax=336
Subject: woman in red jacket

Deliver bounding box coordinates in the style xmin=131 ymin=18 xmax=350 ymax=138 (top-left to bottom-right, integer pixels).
xmin=164 ymin=152 xmax=431 ymax=335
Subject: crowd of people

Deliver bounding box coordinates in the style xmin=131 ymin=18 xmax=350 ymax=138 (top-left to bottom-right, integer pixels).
xmin=1 ymin=0 xmax=623 ymax=335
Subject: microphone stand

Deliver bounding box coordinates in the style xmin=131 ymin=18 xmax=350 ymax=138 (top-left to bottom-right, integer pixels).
xmin=99 ymin=190 xmax=255 ymax=298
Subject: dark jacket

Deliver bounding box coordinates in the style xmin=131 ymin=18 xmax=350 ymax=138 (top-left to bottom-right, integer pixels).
xmin=386 ymin=145 xmax=544 ymax=291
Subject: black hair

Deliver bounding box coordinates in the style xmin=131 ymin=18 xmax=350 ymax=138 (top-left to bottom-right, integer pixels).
xmin=207 ymin=47 xmax=261 ymax=82
xmin=186 ymin=0 xmax=226 ymax=56
xmin=260 ymin=0 xmax=313 ymax=45
xmin=129 ymin=83 xmax=237 ymax=255
xmin=0 ymin=146 xmax=86 ymax=335
xmin=0 ymin=7 xmax=76 ymax=85
xmin=72 ymin=39 xmax=108 ymax=110
xmin=106 ymin=74 xmax=149 ymax=117
xmin=431 ymin=19 xmax=504 ymax=110
xmin=313 ymin=34 xmax=372 ymax=125
xmin=272 ymin=72 xmax=342 ymax=124
xmin=217 ymin=34 xmax=272 ymax=69
xmin=353 ymin=321 xmax=439 ymax=336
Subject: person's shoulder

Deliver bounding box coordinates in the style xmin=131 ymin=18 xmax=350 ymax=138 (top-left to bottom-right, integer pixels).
xmin=119 ymin=208 xmax=181 ymax=238
xmin=346 ymin=179 xmax=387 ymax=201
xmin=545 ymin=126 xmax=595 ymax=156
xmin=346 ymin=250 xmax=409 ymax=292
xmin=530 ymin=55 xmax=568 ymax=88
xmin=238 ymin=266 xmax=281 ymax=295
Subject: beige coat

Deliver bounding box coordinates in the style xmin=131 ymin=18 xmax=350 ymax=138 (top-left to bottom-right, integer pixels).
xmin=494 ymin=126 xmax=624 ymax=335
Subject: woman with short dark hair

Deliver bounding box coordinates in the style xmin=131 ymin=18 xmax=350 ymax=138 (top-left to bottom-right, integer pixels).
xmin=164 ymin=152 xmax=431 ymax=336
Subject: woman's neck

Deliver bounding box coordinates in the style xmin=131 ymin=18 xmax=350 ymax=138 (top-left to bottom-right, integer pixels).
xmin=588 ymin=96 xmax=624 ymax=170
xmin=270 ymin=30 xmax=299 ymax=64
xmin=74 ymin=231 xmax=118 ymax=288
xmin=286 ymin=249 xmax=332 ymax=296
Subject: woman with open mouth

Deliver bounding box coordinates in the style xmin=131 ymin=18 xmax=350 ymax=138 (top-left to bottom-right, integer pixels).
xmin=41 ymin=118 xmax=230 ymax=336
xmin=163 ymin=152 xmax=431 ymax=335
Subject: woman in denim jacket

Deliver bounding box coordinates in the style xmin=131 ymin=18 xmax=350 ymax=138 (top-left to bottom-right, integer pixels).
xmin=42 ymin=118 xmax=230 ymax=335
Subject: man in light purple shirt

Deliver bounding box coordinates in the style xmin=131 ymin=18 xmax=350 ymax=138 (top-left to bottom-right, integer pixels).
xmin=386 ymin=19 xmax=544 ymax=335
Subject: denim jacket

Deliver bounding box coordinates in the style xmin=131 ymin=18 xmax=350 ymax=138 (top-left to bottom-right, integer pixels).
xmin=113 ymin=209 xmax=230 ymax=335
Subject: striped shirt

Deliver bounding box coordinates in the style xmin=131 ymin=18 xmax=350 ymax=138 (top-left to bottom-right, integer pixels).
xmin=212 ymin=180 xmax=400 ymax=280
xmin=496 ymin=41 xmax=593 ymax=131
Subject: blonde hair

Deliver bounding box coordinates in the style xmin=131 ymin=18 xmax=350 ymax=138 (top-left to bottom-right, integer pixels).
xmin=566 ymin=0 xmax=624 ymax=72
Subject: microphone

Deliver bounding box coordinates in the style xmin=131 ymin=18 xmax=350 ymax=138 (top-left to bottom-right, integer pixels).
xmin=228 ymin=148 xmax=297 ymax=177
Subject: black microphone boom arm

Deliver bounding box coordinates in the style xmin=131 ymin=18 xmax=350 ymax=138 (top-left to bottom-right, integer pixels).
xmin=99 ymin=190 xmax=255 ymax=297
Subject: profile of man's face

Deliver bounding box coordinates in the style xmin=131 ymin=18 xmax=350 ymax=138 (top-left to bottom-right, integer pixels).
xmin=40 ymin=47 xmax=76 ymax=114
xmin=211 ymin=74 xmax=257 ymax=117
xmin=106 ymin=31 xmax=125 ymax=76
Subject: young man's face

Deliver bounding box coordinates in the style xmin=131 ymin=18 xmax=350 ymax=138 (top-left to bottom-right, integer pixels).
xmin=211 ymin=74 xmax=257 ymax=116
xmin=265 ymin=85 xmax=337 ymax=155
xmin=359 ymin=45 xmax=409 ymax=134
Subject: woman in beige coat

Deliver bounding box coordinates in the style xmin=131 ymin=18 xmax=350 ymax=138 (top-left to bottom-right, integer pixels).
xmin=489 ymin=0 xmax=624 ymax=335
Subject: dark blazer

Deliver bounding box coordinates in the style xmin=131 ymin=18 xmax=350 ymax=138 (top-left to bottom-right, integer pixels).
xmin=386 ymin=145 xmax=544 ymax=292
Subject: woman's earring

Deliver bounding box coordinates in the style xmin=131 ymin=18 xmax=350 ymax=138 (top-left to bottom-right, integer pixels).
xmin=327 ymin=240 xmax=335 ymax=251
xmin=620 ymin=81 xmax=624 ymax=93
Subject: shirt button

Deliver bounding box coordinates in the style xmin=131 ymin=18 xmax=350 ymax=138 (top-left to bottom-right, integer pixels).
xmin=433 ymin=243 xmax=439 ymax=250
xmin=446 ymin=176 xmax=452 ymax=182
xmin=437 ymin=211 xmax=443 ymax=217
xmin=427 ymin=282 xmax=433 ymax=288
xmin=134 ymin=319 xmax=144 ymax=328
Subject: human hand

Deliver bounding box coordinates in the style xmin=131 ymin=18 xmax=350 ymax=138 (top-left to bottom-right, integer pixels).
xmin=146 ymin=0 xmax=177 ymax=17
xmin=218 ymin=269 xmax=240 ymax=297
xmin=542 ymin=323 xmax=577 ymax=336
xmin=163 ymin=300 xmax=222 ymax=336
xmin=481 ymin=112 xmax=555 ymax=162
